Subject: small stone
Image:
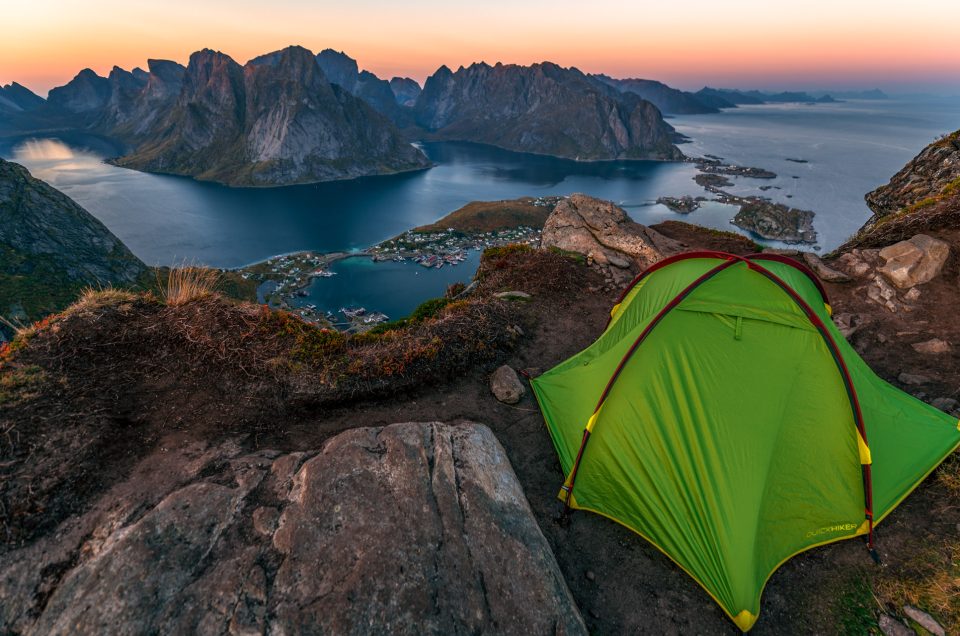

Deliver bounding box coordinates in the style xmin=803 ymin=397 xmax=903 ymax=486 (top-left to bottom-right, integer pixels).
xmin=252 ymin=507 xmax=280 ymax=537
xmin=836 ymin=252 xmax=872 ymax=277
xmin=585 ymin=571 xmax=596 ymax=582
xmin=833 ymin=313 xmax=865 ymax=338
xmin=878 ymin=614 xmax=916 ymax=636
xmin=904 ymin=287 xmax=921 ymax=302
xmin=912 ymin=338 xmax=952 ymax=355
xmin=512 ymin=324 xmax=525 ymax=337
xmin=931 ymin=397 xmax=959 ymax=413
xmin=803 ymin=252 xmax=851 ymax=283
xmin=902 ymin=605 xmax=945 ymax=636
xmin=867 ymin=275 xmax=899 ymax=313
xmin=494 ymin=291 xmax=531 ymax=300
xmin=898 ymin=373 xmax=931 ymax=386
xmin=490 ymin=365 xmax=526 ymax=404
xmin=607 ymin=253 xmax=631 ymax=269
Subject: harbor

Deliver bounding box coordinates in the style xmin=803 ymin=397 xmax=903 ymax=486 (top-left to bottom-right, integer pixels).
xmin=235 ymin=223 xmax=542 ymax=332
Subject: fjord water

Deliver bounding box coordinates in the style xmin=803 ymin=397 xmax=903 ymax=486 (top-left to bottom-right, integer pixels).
xmin=1 ymin=135 xmax=698 ymax=268
xmin=2 ymin=97 xmax=957 ymax=317
xmin=670 ymin=97 xmax=960 ymax=247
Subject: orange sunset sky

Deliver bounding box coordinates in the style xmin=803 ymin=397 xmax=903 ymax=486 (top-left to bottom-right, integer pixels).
xmin=3 ymin=0 xmax=959 ymax=96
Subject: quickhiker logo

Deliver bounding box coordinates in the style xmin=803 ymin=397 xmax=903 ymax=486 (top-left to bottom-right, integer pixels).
xmin=805 ymin=523 xmax=858 ymax=539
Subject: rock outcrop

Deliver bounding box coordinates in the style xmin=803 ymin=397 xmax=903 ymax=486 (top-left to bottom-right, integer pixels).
xmin=0 ymin=421 xmax=586 ymax=635
xmin=802 ymin=252 xmax=851 ymax=283
xmin=113 ymin=46 xmax=430 ymax=186
xmin=877 ymin=234 xmax=950 ymax=288
xmin=541 ymin=194 xmax=681 ymax=285
xmin=413 ymin=62 xmax=682 ymax=161
xmin=0 ymin=158 xmax=147 ymax=330
xmin=865 ymin=131 xmax=960 ymax=220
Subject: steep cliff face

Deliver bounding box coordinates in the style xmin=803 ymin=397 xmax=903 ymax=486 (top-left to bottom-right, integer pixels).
xmin=840 ymin=130 xmax=960 ymax=250
xmin=413 ymin=62 xmax=682 ymax=161
xmin=865 ymin=131 xmax=960 ymax=219
xmin=113 ymin=46 xmax=429 ymax=186
xmin=0 ymin=159 xmax=147 ymax=328
xmin=592 ymin=75 xmax=717 ymax=115
xmin=109 ymin=59 xmax=187 ymax=137
xmin=390 ymin=77 xmax=421 ymax=106
xmin=96 ymin=66 xmax=148 ymax=130
xmin=315 ymin=49 xmax=405 ymax=122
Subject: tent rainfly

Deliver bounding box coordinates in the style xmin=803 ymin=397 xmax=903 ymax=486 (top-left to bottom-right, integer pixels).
xmin=531 ymin=251 xmax=960 ymax=631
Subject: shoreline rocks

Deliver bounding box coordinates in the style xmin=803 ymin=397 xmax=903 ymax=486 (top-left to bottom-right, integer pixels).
xmin=732 ymin=200 xmax=817 ymax=244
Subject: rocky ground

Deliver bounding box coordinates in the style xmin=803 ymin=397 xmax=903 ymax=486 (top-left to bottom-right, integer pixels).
xmin=2 ymin=153 xmax=960 ymax=634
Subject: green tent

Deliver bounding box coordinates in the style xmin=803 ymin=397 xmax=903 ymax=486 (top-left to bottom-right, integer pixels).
xmin=531 ymin=251 xmax=959 ymax=631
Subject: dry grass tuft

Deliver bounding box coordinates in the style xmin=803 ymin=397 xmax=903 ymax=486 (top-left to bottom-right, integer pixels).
xmin=162 ymin=266 xmax=220 ymax=306
xmin=937 ymin=452 xmax=960 ymax=498
xmin=874 ymin=540 xmax=959 ymax=629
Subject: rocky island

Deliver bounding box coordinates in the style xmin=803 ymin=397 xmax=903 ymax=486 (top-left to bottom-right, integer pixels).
xmin=676 ymin=156 xmax=818 ymax=244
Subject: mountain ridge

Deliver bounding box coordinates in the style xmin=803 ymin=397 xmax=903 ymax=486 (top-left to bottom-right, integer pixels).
xmin=412 ymin=61 xmax=682 ymax=161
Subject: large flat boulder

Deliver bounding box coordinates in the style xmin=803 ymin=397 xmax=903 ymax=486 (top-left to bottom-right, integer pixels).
xmin=1 ymin=422 xmax=585 ymax=635
xmin=541 ymin=193 xmax=681 ymax=285
xmin=877 ymin=234 xmax=950 ymax=289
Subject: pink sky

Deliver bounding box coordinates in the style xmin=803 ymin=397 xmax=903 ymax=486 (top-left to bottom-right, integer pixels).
xmin=3 ymin=0 xmax=959 ymax=95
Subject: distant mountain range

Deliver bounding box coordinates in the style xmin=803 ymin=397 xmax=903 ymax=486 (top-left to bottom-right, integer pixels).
xmin=0 ymin=47 xmax=891 ymax=185
xmin=411 ymin=62 xmax=682 ymax=161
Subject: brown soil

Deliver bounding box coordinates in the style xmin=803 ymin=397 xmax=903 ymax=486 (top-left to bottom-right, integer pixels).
xmin=2 ymin=227 xmax=959 ymax=633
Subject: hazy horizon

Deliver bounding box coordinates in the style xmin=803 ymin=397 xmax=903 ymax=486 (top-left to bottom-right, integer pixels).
xmin=3 ymin=0 xmax=959 ymax=97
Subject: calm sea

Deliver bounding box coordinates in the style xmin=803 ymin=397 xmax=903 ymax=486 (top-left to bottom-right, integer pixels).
xmin=3 ymin=97 xmax=957 ymax=317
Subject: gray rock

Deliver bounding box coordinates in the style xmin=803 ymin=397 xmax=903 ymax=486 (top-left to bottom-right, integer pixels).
xmin=1 ymin=422 xmax=586 ymax=635
xmin=867 ymin=275 xmax=900 ymax=313
xmin=878 ymin=234 xmax=951 ymax=289
xmin=902 ymin=605 xmax=945 ymax=636
xmin=541 ymin=194 xmax=681 ymax=276
xmin=835 ymin=251 xmax=872 ymax=277
xmin=912 ymin=338 xmax=952 ymax=354
xmin=931 ymin=397 xmax=959 ymax=413
xmin=898 ymin=372 xmax=931 ymax=385
xmin=494 ymin=290 xmax=532 ymax=300
xmin=490 ymin=364 xmax=526 ymax=404
xmin=833 ymin=312 xmax=867 ymax=338
xmin=879 ymin=614 xmax=916 ymax=636
xmin=802 ymin=252 xmax=852 ymax=282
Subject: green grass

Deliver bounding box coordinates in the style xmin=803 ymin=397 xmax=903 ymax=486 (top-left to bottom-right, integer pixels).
xmin=546 ymin=246 xmax=587 ymax=264
xmin=834 ymin=577 xmax=879 ymax=635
